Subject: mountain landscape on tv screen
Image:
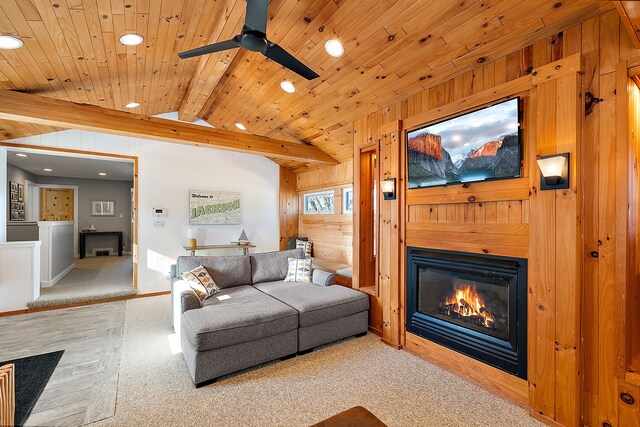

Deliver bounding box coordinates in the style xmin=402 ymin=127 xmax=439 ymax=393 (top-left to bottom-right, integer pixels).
xmin=407 ymin=99 xmax=521 ymax=188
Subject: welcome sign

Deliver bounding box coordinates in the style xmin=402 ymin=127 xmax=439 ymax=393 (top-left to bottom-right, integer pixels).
xmin=189 ymin=190 xmax=241 ymax=225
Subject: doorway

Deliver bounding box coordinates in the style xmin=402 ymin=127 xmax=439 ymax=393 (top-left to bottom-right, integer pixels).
xmin=3 ymin=143 xmax=139 ymax=308
xmin=358 ymin=147 xmax=378 ymax=294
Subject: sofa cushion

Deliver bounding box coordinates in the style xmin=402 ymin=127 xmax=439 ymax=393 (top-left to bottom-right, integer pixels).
xmin=250 ymin=249 xmax=304 ymax=284
xmin=284 ymin=258 xmax=312 ymax=283
xmin=181 ymin=265 xmax=220 ymax=300
xmin=175 ymin=255 xmax=251 ymax=289
xmin=254 ymin=281 xmax=369 ymax=327
xmin=181 ymin=285 xmax=298 ymax=352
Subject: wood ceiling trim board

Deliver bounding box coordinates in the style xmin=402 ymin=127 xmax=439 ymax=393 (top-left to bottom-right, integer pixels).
xmin=155 ymin=0 xmax=188 ymax=113
xmin=139 ymin=0 xmax=160 ymax=114
xmin=0 ymin=90 xmax=338 ymax=164
xmin=615 ymin=1 xmax=640 ymax=49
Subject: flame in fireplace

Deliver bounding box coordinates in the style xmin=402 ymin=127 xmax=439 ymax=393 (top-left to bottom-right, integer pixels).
xmin=442 ymin=284 xmax=494 ymax=328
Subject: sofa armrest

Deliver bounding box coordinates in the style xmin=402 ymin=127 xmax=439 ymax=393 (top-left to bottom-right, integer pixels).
xmin=312 ymin=269 xmax=336 ymax=286
xmin=170 ymin=264 xmax=177 ymax=279
xmin=181 ymin=289 xmax=202 ymax=313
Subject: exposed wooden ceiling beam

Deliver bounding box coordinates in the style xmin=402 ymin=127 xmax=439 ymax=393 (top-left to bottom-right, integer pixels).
xmin=614 ymin=1 xmax=640 ymax=49
xmin=177 ymin=0 xmax=244 ymax=122
xmin=0 ymin=90 xmax=339 ymax=165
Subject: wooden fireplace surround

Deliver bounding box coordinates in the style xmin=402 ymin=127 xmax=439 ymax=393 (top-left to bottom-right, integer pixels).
xmin=352 ymin=48 xmax=640 ymax=427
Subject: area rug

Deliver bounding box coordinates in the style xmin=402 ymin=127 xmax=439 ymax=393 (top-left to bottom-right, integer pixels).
xmin=0 ymin=350 xmax=64 ymax=426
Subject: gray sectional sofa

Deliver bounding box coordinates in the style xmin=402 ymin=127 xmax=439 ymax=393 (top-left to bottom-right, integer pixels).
xmin=170 ymin=248 xmax=369 ymax=387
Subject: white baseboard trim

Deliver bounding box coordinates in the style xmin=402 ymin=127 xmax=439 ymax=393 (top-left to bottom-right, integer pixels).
xmin=41 ymin=263 xmax=75 ymax=288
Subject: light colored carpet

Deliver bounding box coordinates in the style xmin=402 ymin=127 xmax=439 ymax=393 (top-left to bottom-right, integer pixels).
xmin=92 ymin=295 xmax=542 ymax=427
xmin=28 ymin=256 xmax=137 ymax=308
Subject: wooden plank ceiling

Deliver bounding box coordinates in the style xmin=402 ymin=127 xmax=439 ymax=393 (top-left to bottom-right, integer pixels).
xmin=0 ymin=0 xmax=613 ymax=171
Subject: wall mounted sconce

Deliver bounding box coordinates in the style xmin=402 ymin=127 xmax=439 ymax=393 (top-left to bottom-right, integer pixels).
xmin=381 ymin=178 xmax=396 ymax=200
xmin=537 ymin=153 xmax=570 ymax=190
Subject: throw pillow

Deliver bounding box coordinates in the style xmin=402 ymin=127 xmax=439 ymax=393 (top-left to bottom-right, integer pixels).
xmin=284 ymin=258 xmax=312 ymax=283
xmin=296 ymin=239 xmax=313 ymax=259
xmin=181 ymin=265 xmax=220 ymax=300
xmin=288 ymin=236 xmax=307 ymax=250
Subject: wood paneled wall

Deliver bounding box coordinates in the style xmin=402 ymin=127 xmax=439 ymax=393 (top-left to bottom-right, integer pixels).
xmin=352 ymin=10 xmax=640 ymax=427
xmin=279 ymin=167 xmax=298 ymax=250
xmin=295 ymin=160 xmax=353 ymax=264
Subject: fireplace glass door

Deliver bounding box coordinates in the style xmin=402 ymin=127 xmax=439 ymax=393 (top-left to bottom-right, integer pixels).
xmin=406 ymin=248 xmax=527 ymax=379
xmin=417 ymin=266 xmax=511 ymax=341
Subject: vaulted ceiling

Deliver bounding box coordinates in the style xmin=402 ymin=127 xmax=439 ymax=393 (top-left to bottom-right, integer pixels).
xmin=0 ymin=0 xmax=615 ymax=171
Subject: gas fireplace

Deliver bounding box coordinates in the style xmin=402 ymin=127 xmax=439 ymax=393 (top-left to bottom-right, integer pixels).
xmin=406 ymin=248 xmax=527 ymax=379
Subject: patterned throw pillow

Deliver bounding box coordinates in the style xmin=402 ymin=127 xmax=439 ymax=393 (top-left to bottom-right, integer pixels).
xmin=296 ymin=239 xmax=313 ymax=259
xmin=284 ymin=258 xmax=312 ymax=283
xmin=181 ymin=266 xmax=219 ymax=300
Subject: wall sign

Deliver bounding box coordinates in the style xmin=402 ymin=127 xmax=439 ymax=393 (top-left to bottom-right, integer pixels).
xmin=189 ymin=190 xmax=241 ymax=225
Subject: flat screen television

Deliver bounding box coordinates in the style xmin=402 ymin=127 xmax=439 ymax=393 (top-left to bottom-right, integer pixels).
xmin=407 ymin=97 xmax=522 ymax=189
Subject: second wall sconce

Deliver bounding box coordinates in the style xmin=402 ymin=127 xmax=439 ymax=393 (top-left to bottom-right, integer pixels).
xmin=381 ymin=178 xmax=396 ymax=200
xmin=537 ymin=153 xmax=570 ymax=190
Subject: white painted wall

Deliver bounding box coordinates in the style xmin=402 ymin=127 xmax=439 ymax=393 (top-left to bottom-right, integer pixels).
xmin=4 ymin=121 xmax=280 ymax=294
xmin=0 ymin=148 xmax=6 ymax=243
xmin=0 ymin=241 xmax=41 ymax=312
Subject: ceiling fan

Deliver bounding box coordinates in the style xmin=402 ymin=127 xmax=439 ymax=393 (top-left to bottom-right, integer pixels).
xmin=178 ymin=0 xmax=319 ymax=80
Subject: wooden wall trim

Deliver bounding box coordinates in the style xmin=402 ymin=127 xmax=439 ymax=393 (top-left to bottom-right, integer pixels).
xmin=279 ymin=167 xmax=299 ymax=250
xmin=402 ymin=76 xmax=532 ymax=131
xmin=406 ymin=178 xmax=531 ymax=205
xmin=531 ymin=53 xmax=585 ymax=85
xmin=405 ymin=333 xmax=530 ymax=408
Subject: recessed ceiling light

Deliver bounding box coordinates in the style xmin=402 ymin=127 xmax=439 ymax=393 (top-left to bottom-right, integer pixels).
xmin=99 ymin=172 xmax=107 ymax=176
xmin=125 ymin=102 xmax=140 ymax=108
xmin=120 ymin=34 xmax=143 ymax=46
xmin=324 ymin=39 xmax=344 ymax=58
xmin=235 ymin=123 xmax=246 ymax=131
xmin=0 ymin=35 xmax=23 ymax=50
xmin=15 ymin=153 xmax=27 ymax=157
xmin=280 ymin=81 xmax=296 ymax=93
xmin=43 ymin=168 xmax=52 ymax=172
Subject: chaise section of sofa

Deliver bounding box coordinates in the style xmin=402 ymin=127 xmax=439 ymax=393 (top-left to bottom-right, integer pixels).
xmin=181 ymin=285 xmax=298 ymax=386
xmin=252 ymin=280 xmax=369 ymax=352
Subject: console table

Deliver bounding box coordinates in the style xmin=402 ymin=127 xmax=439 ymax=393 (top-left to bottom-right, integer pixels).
xmin=183 ymin=244 xmax=255 ymax=256
xmin=79 ymin=231 xmax=123 ymax=259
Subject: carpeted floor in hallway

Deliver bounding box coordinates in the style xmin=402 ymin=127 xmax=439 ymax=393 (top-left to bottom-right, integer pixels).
xmin=93 ymin=295 xmax=542 ymax=427
xmin=28 ymin=256 xmax=137 ymax=308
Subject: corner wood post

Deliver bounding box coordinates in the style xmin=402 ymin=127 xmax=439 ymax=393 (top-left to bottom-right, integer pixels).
xmin=529 ymin=54 xmax=583 ymax=426
xmin=379 ymin=119 xmax=403 ymax=348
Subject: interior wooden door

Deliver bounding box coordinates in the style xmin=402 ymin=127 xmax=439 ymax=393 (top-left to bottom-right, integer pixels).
xmin=40 ymin=188 xmax=74 ymax=221
xmin=358 ymin=148 xmax=378 ymax=292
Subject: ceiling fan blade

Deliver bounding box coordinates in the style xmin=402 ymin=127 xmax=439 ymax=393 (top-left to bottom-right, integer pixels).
xmin=244 ymin=0 xmax=269 ymax=34
xmin=263 ymin=42 xmax=319 ymax=80
xmin=178 ymin=37 xmax=241 ymax=59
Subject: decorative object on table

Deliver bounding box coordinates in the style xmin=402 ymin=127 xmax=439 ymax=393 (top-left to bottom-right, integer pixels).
xmin=8 ymin=181 xmax=25 ymax=221
xmin=237 ymin=229 xmax=249 ymax=245
xmin=90 ymin=200 xmax=115 ymax=216
xmin=296 ymin=238 xmax=313 ymax=258
xmin=284 ymin=258 xmax=312 ymax=283
xmin=189 ymin=190 xmax=241 ymax=225
xmin=81 ymin=223 xmax=97 ymax=232
xmin=181 ymin=266 xmax=220 ymax=301
xmin=187 ymin=227 xmax=198 ymax=249
xmin=0 ymin=350 xmax=64 ymax=427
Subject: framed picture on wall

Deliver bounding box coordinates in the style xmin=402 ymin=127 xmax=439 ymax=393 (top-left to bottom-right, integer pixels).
xmin=18 ymin=184 xmax=24 ymax=201
xmin=189 ymin=190 xmax=241 ymax=225
xmin=91 ymin=200 xmax=115 ymax=216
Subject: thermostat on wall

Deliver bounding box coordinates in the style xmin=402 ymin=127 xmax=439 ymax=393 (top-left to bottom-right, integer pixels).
xmin=153 ymin=208 xmax=167 ymax=217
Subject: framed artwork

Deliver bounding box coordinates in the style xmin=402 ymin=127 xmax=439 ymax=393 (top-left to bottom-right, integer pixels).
xmin=189 ymin=190 xmax=241 ymax=225
xmin=91 ymin=200 xmax=115 ymax=216
xmin=8 ymin=181 xmax=24 ymax=221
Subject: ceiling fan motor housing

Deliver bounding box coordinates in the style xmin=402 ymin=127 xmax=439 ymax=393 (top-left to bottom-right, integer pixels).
xmin=240 ymin=32 xmax=268 ymax=52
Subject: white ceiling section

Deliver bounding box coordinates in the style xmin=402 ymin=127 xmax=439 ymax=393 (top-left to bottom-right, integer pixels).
xmin=6 ymin=149 xmax=134 ymax=181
